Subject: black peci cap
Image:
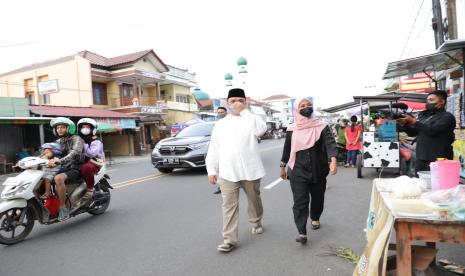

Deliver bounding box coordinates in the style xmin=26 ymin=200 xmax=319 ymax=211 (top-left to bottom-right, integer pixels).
xmin=227 ymin=88 xmax=246 ymax=99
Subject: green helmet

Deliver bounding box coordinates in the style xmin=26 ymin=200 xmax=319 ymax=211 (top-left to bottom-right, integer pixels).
xmin=50 ymin=117 xmax=76 ymax=136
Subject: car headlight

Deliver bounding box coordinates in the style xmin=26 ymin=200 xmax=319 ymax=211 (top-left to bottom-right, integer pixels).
xmin=155 ymin=143 xmax=162 ymax=150
xmin=1 ymin=182 xmax=31 ymax=199
xmin=190 ymin=141 xmax=209 ymax=150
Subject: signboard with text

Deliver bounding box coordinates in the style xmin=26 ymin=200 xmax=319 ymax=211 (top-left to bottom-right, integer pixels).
xmin=38 ymin=79 xmax=59 ymax=95
xmin=399 ymin=72 xmax=435 ymax=93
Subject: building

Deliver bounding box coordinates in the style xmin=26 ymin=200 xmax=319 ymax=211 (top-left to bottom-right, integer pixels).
xmin=0 ymin=49 xmax=198 ymax=155
xmin=261 ymin=94 xmax=293 ymax=126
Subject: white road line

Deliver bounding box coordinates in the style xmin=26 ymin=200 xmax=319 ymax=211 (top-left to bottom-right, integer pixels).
xmin=264 ymin=178 xmax=283 ymax=189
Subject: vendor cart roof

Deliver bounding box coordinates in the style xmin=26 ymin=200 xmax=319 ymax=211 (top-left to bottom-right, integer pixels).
xmin=322 ymin=93 xmax=427 ymax=113
xmin=383 ymin=39 xmax=465 ymax=79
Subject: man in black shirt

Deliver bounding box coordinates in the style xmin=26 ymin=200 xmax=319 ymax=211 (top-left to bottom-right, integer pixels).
xmin=397 ymin=90 xmax=456 ymax=175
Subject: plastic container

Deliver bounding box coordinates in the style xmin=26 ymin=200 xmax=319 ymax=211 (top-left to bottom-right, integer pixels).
xmin=429 ymin=160 xmax=460 ymax=191
xmin=417 ymin=171 xmax=431 ymax=190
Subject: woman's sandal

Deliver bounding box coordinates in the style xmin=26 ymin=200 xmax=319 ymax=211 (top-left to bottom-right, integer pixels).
xmin=296 ymin=234 xmax=307 ymax=244
xmin=311 ymin=221 xmax=321 ymax=230
xmin=217 ymin=243 xmax=235 ymax=252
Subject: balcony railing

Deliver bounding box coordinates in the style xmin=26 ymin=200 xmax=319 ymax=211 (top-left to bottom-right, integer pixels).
xmin=166 ymin=101 xmax=199 ymax=112
xmin=111 ymin=96 xmax=160 ymax=107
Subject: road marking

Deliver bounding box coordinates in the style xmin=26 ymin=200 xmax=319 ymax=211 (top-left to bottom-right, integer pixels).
xmin=264 ymin=178 xmax=283 ymax=189
xmin=112 ymin=174 xmax=163 ymax=187
xmin=114 ymin=174 xmax=168 ymax=189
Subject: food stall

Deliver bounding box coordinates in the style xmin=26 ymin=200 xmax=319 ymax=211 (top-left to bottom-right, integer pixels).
xmin=323 ymin=93 xmax=427 ymax=178
xmin=354 ymin=39 xmax=465 ymax=276
xmin=382 ymin=39 xmax=465 ymax=178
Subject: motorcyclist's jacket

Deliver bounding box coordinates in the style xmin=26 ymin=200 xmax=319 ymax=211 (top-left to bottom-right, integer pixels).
xmin=55 ymin=135 xmax=84 ymax=169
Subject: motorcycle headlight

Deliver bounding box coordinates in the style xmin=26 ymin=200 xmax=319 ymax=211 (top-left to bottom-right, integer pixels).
xmin=190 ymin=141 xmax=209 ymax=150
xmin=1 ymin=181 xmax=31 ymax=199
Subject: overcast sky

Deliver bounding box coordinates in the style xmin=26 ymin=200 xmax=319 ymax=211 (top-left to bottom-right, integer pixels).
xmin=0 ymin=0 xmax=446 ymax=109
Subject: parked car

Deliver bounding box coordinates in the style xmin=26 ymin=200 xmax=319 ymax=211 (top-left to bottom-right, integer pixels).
xmin=151 ymin=122 xmax=215 ymax=173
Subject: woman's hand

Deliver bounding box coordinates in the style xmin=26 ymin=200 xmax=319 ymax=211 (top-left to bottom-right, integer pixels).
xmin=279 ymin=167 xmax=287 ymax=180
xmin=330 ymin=158 xmax=337 ymax=175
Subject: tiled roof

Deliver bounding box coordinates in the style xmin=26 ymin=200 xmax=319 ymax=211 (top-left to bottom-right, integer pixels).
xmin=78 ymin=49 xmax=168 ymax=70
xmin=29 ymin=105 xmax=139 ymax=118
xmin=0 ymin=55 xmax=75 ymax=77
xmin=262 ymin=94 xmax=291 ymax=101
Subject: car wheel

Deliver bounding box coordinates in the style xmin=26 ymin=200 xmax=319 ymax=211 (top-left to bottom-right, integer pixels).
xmin=158 ymin=168 xmax=174 ymax=174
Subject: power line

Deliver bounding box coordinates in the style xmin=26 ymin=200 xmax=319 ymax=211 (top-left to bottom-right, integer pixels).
xmin=399 ymin=0 xmax=426 ymax=59
xmin=0 ymin=41 xmax=38 ymax=48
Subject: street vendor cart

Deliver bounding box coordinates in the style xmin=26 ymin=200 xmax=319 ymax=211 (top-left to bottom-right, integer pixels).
xmin=323 ymin=93 xmax=427 ymax=178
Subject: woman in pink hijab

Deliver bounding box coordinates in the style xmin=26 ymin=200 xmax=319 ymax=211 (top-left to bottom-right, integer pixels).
xmin=279 ymin=98 xmax=338 ymax=244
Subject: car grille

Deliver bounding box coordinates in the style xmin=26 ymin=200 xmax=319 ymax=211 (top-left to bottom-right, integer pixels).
xmin=159 ymin=146 xmax=192 ymax=156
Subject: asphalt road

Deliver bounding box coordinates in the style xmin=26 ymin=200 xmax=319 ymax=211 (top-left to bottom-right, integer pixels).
xmin=0 ymin=139 xmax=463 ymax=276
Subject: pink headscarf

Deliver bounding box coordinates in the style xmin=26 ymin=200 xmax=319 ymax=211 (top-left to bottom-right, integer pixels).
xmin=287 ymin=98 xmax=327 ymax=169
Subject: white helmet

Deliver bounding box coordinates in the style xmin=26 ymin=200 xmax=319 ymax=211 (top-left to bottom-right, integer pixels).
xmin=77 ymin=118 xmax=98 ymax=135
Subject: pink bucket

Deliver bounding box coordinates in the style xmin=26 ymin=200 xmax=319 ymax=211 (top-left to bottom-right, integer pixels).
xmin=430 ymin=160 xmax=460 ymax=190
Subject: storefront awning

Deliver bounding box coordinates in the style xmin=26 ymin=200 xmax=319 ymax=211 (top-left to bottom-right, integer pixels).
xmin=0 ymin=116 xmax=54 ymax=125
xmin=383 ymin=39 xmax=465 ymax=79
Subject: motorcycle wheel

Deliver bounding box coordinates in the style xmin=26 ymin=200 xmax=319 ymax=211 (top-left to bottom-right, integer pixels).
xmin=0 ymin=207 xmax=34 ymax=245
xmin=88 ymin=186 xmax=111 ymax=216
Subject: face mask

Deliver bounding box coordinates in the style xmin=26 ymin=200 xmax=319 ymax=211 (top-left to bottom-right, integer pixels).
xmin=81 ymin=128 xmax=92 ymax=135
xmin=425 ymin=103 xmax=437 ymax=111
xmin=299 ymin=107 xmax=313 ymax=118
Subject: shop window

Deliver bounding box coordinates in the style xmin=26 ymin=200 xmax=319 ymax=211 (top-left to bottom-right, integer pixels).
xmin=176 ymin=95 xmax=188 ymax=103
xmin=42 ymin=94 xmax=50 ymax=104
xmin=92 ymin=82 xmax=108 ymax=105
xmin=121 ymin=83 xmax=133 ymax=97
xmin=26 ymin=92 xmax=35 ymax=105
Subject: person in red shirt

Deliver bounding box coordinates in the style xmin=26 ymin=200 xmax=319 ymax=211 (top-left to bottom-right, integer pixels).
xmin=344 ymin=116 xmax=362 ymax=168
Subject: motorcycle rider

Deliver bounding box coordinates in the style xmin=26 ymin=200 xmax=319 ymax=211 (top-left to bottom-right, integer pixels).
xmin=77 ymin=118 xmax=105 ymax=204
xmin=48 ymin=117 xmax=84 ymax=221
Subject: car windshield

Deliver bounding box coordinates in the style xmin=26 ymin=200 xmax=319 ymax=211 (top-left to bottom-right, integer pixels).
xmin=176 ymin=123 xmax=214 ymax=137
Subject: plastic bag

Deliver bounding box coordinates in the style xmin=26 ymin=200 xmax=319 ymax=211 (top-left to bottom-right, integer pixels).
xmin=389 ymin=176 xmax=425 ymax=199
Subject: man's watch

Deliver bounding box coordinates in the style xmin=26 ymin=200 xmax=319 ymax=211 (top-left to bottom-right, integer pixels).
xmin=280 ymin=162 xmax=287 ymax=168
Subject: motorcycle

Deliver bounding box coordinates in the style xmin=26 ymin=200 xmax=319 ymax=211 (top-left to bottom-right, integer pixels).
xmin=0 ymin=157 xmax=112 ymax=245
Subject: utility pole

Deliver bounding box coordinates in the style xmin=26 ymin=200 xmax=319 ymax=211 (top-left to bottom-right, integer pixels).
xmin=432 ymin=0 xmax=445 ymax=49
xmin=446 ymin=0 xmax=458 ymax=40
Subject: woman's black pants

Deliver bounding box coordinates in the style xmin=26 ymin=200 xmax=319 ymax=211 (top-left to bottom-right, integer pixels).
xmin=290 ymin=178 xmax=326 ymax=235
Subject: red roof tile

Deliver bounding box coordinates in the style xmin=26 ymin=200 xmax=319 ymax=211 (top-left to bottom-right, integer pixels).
xmin=262 ymin=94 xmax=291 ymax=101
xmin=29 ymin=105 xmax=139 ymax=118
xmin=78 ymin=49 xmax=169 ymax=70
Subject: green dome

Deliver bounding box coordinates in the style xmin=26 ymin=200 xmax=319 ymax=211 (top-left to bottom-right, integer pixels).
xmin=237 ymin=56 xmax=247 ymax=66
xmin=224 ymin=73 xmax=233 ymax=81
xmin=192 ymin=88 xmax=210 ymax=100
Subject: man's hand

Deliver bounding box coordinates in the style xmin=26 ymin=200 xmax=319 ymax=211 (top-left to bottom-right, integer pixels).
xmin=279 ymin=167 xmax=287 ymax=180
xmin=396 ymin=114 xmax=416 ymax=126
xmin=208 ymin=175 xmax=218 ymax=185
xmin=330 ymin=158 xmax=337 ymax=175
xmin=231 ymin=101 xmax=246 ymax=114
xmin=48 ymin=159 xmax=57 ymax=167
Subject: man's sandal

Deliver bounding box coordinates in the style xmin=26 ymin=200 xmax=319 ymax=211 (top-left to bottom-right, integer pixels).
xmin=251 ymin=226 xmax=264 ymax=235
xmin=217 ymin=243 xmax=235 ymax=252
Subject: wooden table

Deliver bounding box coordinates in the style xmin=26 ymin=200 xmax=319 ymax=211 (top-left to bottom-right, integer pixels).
xmin=356 ymin=179 xmax=465 ymax=276
xmin=394 ymin=218 xmax=465 ymax=276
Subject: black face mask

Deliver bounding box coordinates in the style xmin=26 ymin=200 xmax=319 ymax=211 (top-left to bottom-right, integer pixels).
xmin=425 ymin=103 xmax=437 ymax=111
xmin=299 ymin=107 xmax=313 ymax=118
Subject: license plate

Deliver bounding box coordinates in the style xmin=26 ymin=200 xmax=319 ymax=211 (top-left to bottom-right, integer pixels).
xmin=163 ymin=158 xmax=179 ymax=164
